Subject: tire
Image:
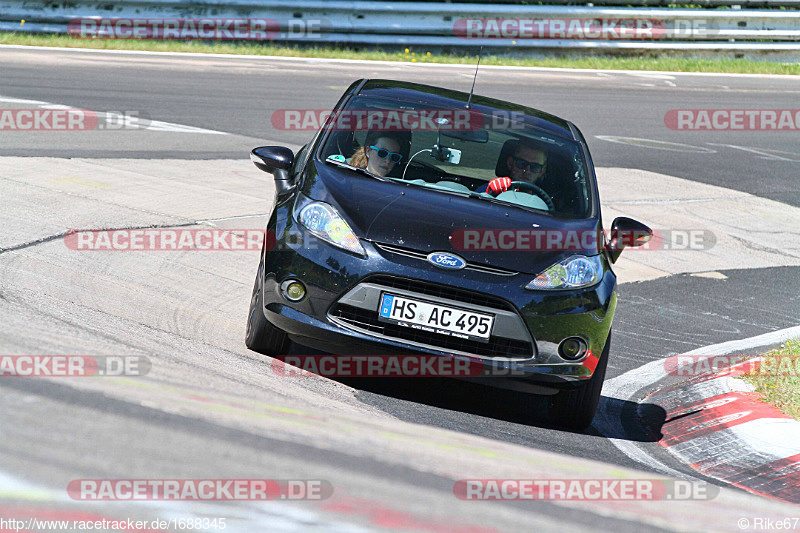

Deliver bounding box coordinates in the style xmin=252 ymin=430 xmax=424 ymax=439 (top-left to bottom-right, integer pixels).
xmin=245 ymin=256 xmax=290 ymax=356
xmin=547 ymin=331 xmax=611 ymax=431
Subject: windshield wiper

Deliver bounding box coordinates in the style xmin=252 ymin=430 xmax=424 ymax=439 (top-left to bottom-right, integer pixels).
xmin=467 ymin=191 xmax=552 ymax=215
xmin=324 ymin=157 xmax=390 ymax=181
xmin=468 ymin=191 xmax=506 ymax=204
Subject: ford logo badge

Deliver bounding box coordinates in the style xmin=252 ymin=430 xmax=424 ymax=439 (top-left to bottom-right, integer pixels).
xmin=427 ymin=252 xmax=467 ymax=270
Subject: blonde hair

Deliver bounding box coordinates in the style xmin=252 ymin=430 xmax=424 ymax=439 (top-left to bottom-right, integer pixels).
xmin=350 ymin=146 xmax=368 ymax=168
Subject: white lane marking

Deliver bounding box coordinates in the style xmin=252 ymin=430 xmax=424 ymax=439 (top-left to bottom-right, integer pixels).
xmin=682 ymin=326 xmax=800 ymax=356
xmin=595 ymin=136 xmax=717 ymax=153
xmin=604 ymin=198 xmax=719 ymax=205
xmin=706 ymin=143 xmax=800 ymax=162
xmin=592 ymin=388 xmax=702 ymax=481
xmin=596 ymin=325 xmax=800 ymax=478
xmin=599 ymin=137 xmax=800 ymax=163
xmin=690 ymin=272 xmax=728 ymax=280
xmin=594 ymin=391 xmax=697 ymax=481
xmin=196 ymin=213 xmax=269 ymax=223
xmin=0 ymin=470 xmax=53 ymax=499
xmin=724 ymin=375 xmax=757 ymax=393
xmin=628 ymin=73 xmax=677 ymax=80
xmin=0 ymin=96 xmax=48 ymax=105
xmin=660 ymin=374 xmax=756 ymax=403
xmin=730 ymin=418 xmax=800 ymax=458
xmin=0 ymin=469 xmax=368 ymax=532
xmin=0 ymin=94 xmax=228 ymax=135
xmin=3 ymin=44 xmax=800 ymax=80
xmin=94 ymin=112 xmax=229 ymax=134
xmin=670 ymin=418 xmax=800 ymax=466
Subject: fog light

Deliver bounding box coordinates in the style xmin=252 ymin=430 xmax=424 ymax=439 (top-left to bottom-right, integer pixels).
xmin=281 ymin=280 xmax=306 ymax=302
xmin=559 ymin=337 xmax=587 ymax=360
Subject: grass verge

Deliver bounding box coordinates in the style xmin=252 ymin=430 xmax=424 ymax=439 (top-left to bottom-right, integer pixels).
xmin=740 ymin=339 xmax=800 ymax=420
xmin=0 ymin=32 xmax=798 ymax=75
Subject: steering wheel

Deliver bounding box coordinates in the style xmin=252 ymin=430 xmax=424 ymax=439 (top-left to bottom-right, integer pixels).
xmin=488 ymin=181 xmax=555 ymax=211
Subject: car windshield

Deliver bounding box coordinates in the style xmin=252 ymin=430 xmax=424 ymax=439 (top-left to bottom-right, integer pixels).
xmin=317 ymin=94 xmax=593 ymax=218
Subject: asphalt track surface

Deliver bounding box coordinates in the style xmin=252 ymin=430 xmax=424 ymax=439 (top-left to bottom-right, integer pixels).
xmin=2 ymin=47 xmax=799 ymax=205
xmin=1 ymin=47 xmax=800 ymax=531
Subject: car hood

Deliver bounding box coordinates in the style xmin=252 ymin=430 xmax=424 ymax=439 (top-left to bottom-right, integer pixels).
xmin=303 ymin=161 xmax=603 ymax=275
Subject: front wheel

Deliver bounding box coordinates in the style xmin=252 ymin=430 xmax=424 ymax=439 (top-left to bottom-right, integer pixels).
xmin=245 ymin=256 xmax=290 ymax=356
xmin=547 ymin=331 xmax=611 ymax=431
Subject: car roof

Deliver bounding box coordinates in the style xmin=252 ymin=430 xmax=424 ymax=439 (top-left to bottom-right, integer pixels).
xmin=355 ymin=79 xmax=577 ymax=142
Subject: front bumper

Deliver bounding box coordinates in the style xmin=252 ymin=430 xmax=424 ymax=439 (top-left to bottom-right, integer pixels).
xmin=260 ymin=204 xmax=616 ymax=388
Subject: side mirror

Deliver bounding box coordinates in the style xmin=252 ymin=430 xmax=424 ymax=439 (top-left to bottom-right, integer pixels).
xmin=250 ymin=146 xmax=295 ymax=195
xmin=606 ymin=217 xmax=653 ymax=263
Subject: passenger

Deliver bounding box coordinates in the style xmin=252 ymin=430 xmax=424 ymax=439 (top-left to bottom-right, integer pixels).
xmin=485 ymin=141 xmax=548 ymax=194
xmin=350 ymin=131 xmax=405 ymax=178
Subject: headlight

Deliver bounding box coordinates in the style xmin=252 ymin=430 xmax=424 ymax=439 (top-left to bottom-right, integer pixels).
xmin=298 ymin=201 xmax=365 ymax=256
xmin=526 ymin=255 xmax=603 ymax=290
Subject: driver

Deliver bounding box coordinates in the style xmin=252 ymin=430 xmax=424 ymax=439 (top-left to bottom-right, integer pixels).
xmin=485 ymin=141 xmax=547 ymax=194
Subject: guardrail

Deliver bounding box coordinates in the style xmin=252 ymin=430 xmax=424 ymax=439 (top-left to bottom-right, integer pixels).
xmin=1 ymin=0 xmax=799 ymax=55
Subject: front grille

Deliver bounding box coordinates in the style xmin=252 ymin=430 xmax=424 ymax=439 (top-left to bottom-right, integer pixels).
xmin=330 ymin=304 xmax=534 ymax=359
xmin=364 ymin=275 xmax=515 ymax=311
xmin=374 ymin=243 xmax=518 ymax=277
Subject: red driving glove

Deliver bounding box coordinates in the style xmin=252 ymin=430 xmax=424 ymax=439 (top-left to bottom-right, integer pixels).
xmin=487 ymin=177 xmax=512 ymax=194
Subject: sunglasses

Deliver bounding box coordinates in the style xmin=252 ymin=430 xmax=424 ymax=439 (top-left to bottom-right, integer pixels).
xmin=369 ymin=145 xmax=403 ymax=163
xmin=513 ymin=157 xmax=545 ymax=173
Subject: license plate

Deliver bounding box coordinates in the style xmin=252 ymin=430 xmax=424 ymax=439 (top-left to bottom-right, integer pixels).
xmin=378 ymin=293 xmax=494 ymax=343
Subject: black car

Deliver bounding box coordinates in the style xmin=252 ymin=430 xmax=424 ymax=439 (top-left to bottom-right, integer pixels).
xmin=245 ymin=79 xmax=651 ymax=429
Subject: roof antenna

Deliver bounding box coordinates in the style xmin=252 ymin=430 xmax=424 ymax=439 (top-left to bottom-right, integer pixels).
xmin=465 ymin=46 xmax=483 ymax=110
